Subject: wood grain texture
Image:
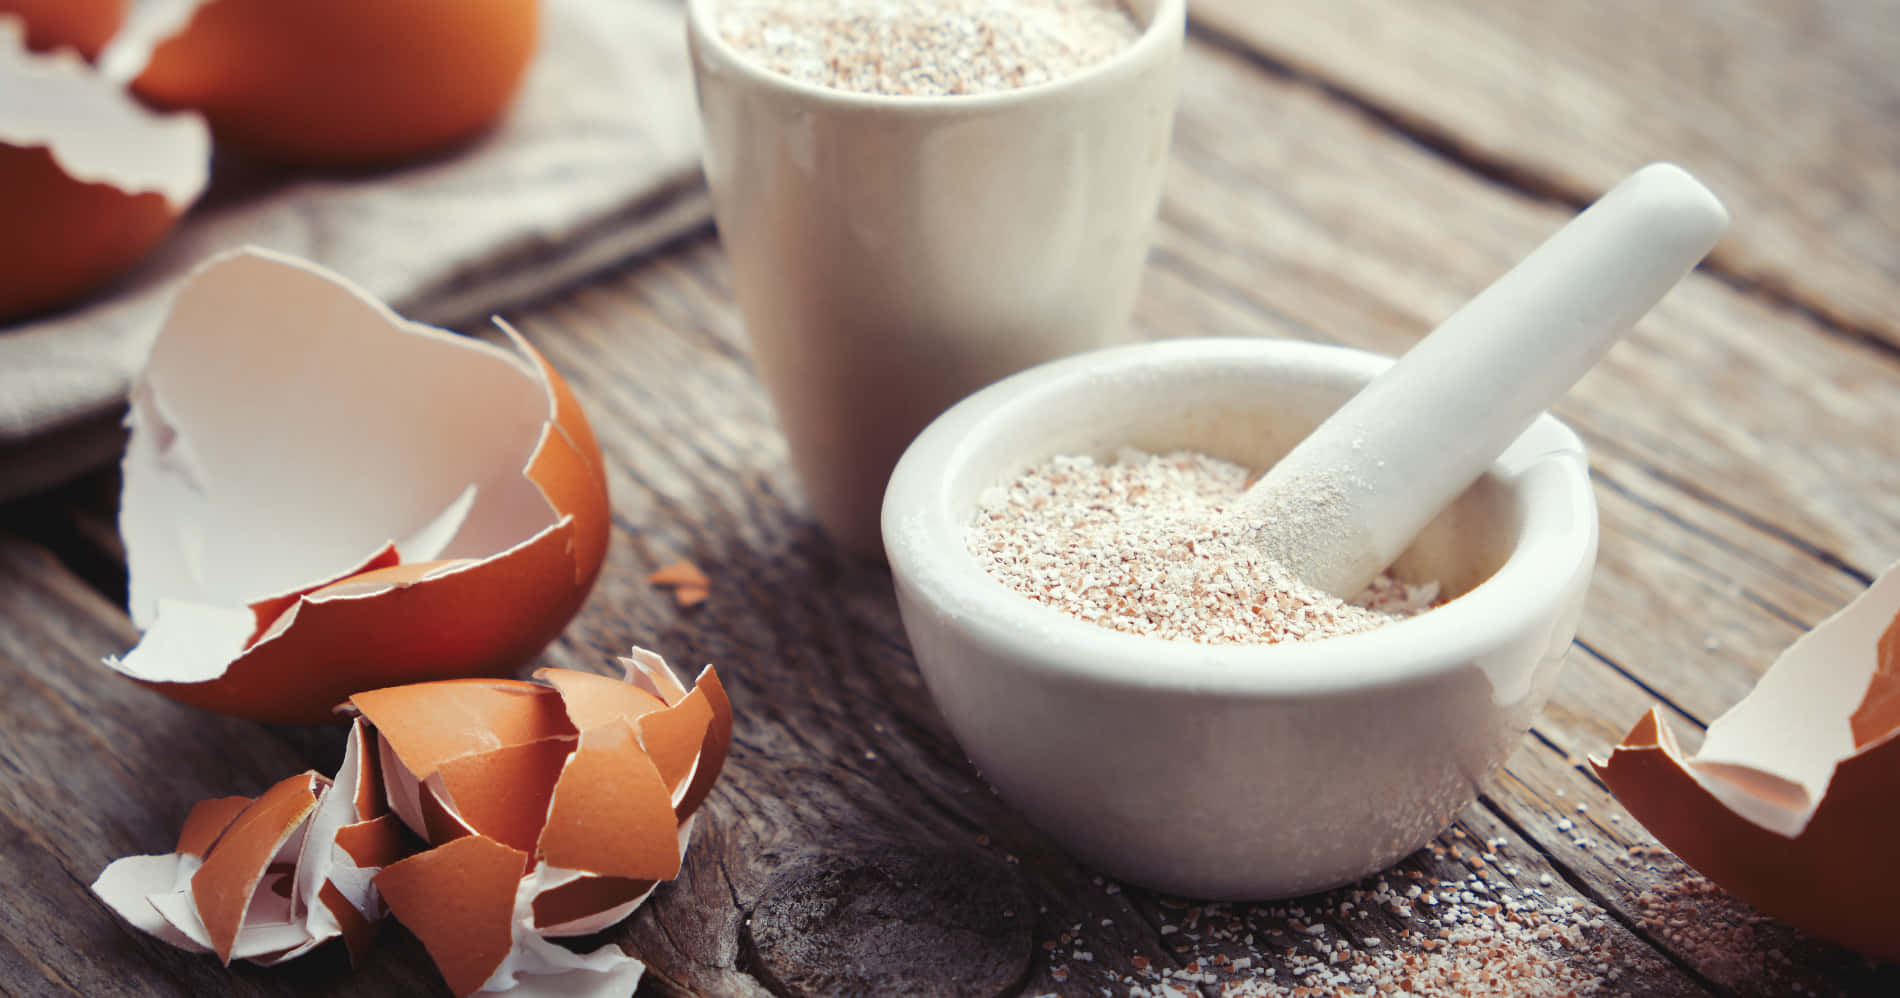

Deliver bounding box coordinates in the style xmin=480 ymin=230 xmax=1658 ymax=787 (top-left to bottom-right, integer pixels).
xmin=1191 ymin=0 xmax=1900 ymax=347
xmin=0 ymin=536 xmax=448 ymax=998
xmin=1 ymin=6 xmax=1896 ymax=998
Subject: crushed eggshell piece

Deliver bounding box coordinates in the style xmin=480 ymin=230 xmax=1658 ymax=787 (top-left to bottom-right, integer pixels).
xmin=378 ymin=834 xmax=529 ymax=998
xmin=110 ymin=248 xmax=610 ymax=724
xmin=92 ymin=722 xmax=400 ymax=966
xmin=351 ymin=651 xmax=732 ymax=995
xmin=648 ymin=559 xmax=710 ymax=607
xmin=1594 ymin=559 xmax=1900 ymax=964
xmin=98 ymin=650 xmax=733 ymax=997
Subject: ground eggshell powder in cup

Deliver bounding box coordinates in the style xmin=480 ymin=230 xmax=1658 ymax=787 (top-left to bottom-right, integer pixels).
xmin=969 ymin=450 xmax=1441 ymax=645
xmin=716 ymin=0 xmax=1142 ymax=97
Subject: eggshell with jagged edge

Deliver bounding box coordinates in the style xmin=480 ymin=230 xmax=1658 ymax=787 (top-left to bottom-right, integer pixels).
xmin=107 ymin=0 xmax=538 ymax=166
xmin=110 ymin=248 xmax=610 ymax=724
xmin=0 ymin=18 xmax=206 ymax=322
xmin=1594 ymin=560 xmax=1900 ymax=964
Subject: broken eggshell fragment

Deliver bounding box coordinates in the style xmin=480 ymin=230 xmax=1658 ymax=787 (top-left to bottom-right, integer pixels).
xmin=109 ymin=247 xmax=609 ymax=724
xmin=363 ymin=651 xmax=732 ymax=997
xmin=0 ymin=16 xmax=207 ymax=322
xmin=91 ymin=721 xmax=404 ymax=965
xmin=1593 ymin=559 xmax=1900 ymax=964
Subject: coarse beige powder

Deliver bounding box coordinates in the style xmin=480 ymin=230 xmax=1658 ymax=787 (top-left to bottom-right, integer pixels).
xmin=716 ymin=0 xmax=1142 ymax=97
xmin=969 ymin=449 xmax=1439 ymax=644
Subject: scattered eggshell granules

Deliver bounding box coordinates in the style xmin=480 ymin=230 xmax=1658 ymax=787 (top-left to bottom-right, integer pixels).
xmin=970 ymin=450 xmax=1440 ymax=644
xmin=1024 ymin=834 xmax=1634 ymax=998
xmin=1022 ymin=831 xmax=1876 ymax=997
xmin=95 ymin=648 xmax=731 ymax=998
xmin=717 ymin=0 xmax=1141 ymax=97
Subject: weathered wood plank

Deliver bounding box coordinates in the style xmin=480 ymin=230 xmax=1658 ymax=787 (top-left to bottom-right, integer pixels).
xmin=3 ymin=8 xmax=1893 ymax=997
xmin=1191 ymin=0 xmax=1900 ymax=348
xmin=0 ymin=536 xmax=447 ymax=998
xmin=1154 ymin=40 xmax=1900 ymax=578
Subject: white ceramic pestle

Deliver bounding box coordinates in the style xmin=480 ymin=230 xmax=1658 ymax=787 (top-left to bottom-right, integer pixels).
xmin=1240 ymin=162 xmax=1729 ymax=597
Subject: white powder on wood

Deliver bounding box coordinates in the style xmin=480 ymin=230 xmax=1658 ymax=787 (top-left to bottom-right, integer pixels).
xmin=970 ymin=449 xmax=1439 ymax=644
xmin=716 ymin=0 xmax=1142 ymax=97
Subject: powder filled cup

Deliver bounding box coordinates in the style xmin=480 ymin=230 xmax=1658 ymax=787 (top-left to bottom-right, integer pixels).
xmin=686 ymin=0 xmax=1186 ymax=556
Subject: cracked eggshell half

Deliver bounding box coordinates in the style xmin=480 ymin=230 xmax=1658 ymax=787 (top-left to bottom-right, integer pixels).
xmin=0 ymin=17 xmax=206 ymax=322
xmin=111 ymin=247 xmax=610 ymax=724
xmin=1594 ymin=559 xmax=1900 ymax=964
xmin=103 ymin=0 xmax=539 ymax=167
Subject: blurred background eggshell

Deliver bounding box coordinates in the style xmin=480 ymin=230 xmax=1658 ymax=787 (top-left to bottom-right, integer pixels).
xmin=0 ymin=0 xmax=124 ymax=57
xmin=111 ymin=249 xmax=611 ymax=724
xmin=122 ymin=0 xmax=539 ymax=166
xmin=1594 ymin=560 xmax=1900 ymax=964
xmin=0 ymin=18 xmax=206 ymax=322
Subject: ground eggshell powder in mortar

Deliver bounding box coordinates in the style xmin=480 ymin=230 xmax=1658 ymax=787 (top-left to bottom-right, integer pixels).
xmin=716 ymin=0 xmax=1142 ymax=97
xmin=970 ymin=450 xmax=1440 ymax=644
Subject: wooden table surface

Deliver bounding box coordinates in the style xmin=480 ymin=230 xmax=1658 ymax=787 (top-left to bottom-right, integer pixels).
xmin=5 ymin=2 xmax=1898 ymax=996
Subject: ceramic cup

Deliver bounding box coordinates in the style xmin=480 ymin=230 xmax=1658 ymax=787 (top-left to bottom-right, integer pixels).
xmin=882 ymin=338 xmax=1599 ymax=899
xmin=686 ymin=0 xmax=1185 ymax=556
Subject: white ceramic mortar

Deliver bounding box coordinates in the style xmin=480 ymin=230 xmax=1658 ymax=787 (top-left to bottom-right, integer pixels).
xmin=882 ymin=337 xmax=1598 ymax=899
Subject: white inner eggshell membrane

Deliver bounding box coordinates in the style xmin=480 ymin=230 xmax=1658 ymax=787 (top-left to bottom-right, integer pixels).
xmin=121 ymin=249 xmax=557 ymax=628
xmin=1683 ymin=562 xmax=1900 ymax=837
xmin=0 ymin=16 xmax=208 ymax=207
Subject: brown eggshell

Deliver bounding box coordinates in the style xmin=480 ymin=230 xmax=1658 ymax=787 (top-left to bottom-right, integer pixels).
xmin=244 ymin=543 xmax=399 ymax=647
xmin=377 ymin=833 xmax=530 ymax=998
xmin=538 ymin=720 xmax=682 ymax=882
xmin=112 ymin=249 xmax=611 ymax=725
xmin=538 ymin=668 xmax=669 ymax=731
xmin=1595 ymin=562 xmax=1900 ymax=964
xmin=638 ymin=682 xmax=719 ymax=804
xmin=333 ymin=813 xmax=405 ymax=870
xmin=318 ymin=880 xmax=377 ymax=966
xmin=126 ymin=0 xmax=539 ymax=167
xmin=0 ymin=21 xmax=206 ymax=322
xmin=314 ymin=763 xmax=407 ymax=966
xmin=350 ymin=678 xmax=573 ymax=777
xmin=530 ymin=876 xmax=656 ymax=933
xmin=433 ymin=735 xmax=575 ymax=853
xmin=0 ymin=145 xmax=179 ymax=322
xmin=672 ymin=666 xmax=733 ymax=822
xmin=189 ymin=773 xmax=322 ymax=962
xmin=0 ymin=0 xmax=123 ymax=57
xmin=175 ymin=794 xmax=251 ymax=858
xmin=99 ymin=651 xmax=726 ymax=992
